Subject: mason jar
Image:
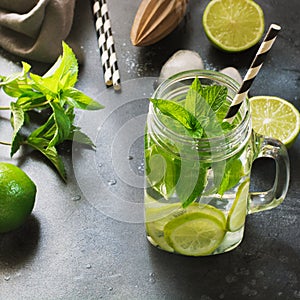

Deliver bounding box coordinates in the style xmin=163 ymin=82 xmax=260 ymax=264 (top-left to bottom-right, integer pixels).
xmin=144 ymin=70 xmax=290 ymax=256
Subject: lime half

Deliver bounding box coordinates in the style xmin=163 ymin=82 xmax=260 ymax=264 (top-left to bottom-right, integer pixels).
xmin=202 ymin=0 xmax=265 ymax=52
xmin=227 ymin=180 xmax=249 ymax=232
xmin=250 ymin=96 xmax=300 ymax=147
xmin=164 ymin=212 xmax=225 ymax=256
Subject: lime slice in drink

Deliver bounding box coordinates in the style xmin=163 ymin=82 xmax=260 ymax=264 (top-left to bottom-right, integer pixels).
xmin=145 ymin=201 xmax=181 ymax=222
xmin=227 ymin=180 xmax=249 ymax=232
xmin=250 ymin=96 xmax=300 ymax=147
xmin=164 ymin=212 xmax=225 ymax=256
xmin=146 ymin=221 xmax=175 ymax=252
xmin=202 ymin=0 xmax=265 ymax=52
xmin=188 ymin=203 xmax=226 ymax=228
xmin=145 ymin=198 xmax=181 ymax=252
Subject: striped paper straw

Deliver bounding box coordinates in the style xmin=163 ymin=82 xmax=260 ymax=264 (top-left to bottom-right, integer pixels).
xmin=224 ymin=24 xmax=281 ymax=123
xmin=92 ymin=0 xmax=121 ymax=90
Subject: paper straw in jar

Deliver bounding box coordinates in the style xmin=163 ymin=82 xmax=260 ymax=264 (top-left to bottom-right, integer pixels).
xmin=92 ymin=0 xmax=121 ymax=90
xmin=224 ymin=24 xmax=281 ymax=123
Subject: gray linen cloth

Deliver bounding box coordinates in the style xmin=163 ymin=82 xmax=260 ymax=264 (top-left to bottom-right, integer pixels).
xmin=0 ymin=0 xmax=76 ymax=63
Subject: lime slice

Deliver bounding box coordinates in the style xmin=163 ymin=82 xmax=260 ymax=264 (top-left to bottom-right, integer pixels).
xmin=146 ymin=221 xmax=175 ymax=252
xmin=249 ymin=96 xmax=300 ymax=147
xmin=145 ymin=201 xmax=181 ymax=222
xmin=164 ymin=212 xmax=225 ymax=256
xmin=227 ymin=180 xmax=249 ymax=232
xmin=202 ymin=0 xmax=265 ymax=52
xmin=188 ymin=203 xmax=226 ymax=228
xmin=145 ymin=198 xmax=181 ymax=252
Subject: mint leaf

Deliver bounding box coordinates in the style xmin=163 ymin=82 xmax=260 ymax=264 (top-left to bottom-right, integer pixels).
xmin=150 ymin=98 xmax=203 ymax=138
xmin=1 ymin=62 xmax=31 ymax=97
xmin=44 ymin=42 xmax=78 ymax=90
xmin=30 ymin=73 xmax=58 ymax=97
xmin=217 ymin=157 xmax=244 ymax=195
xmin=145 ymin=144 xmax=180 ymax=199
xmin=10 ymin=102 xmax=25 ymax=156
xmin=68 ymin=126 xmax=96 ymax=148
xmin=203 ymin=85 xmax=227 ymax=113
xmin=0 ymin=62 xmax=30 ymax=88
xmin=62 ymin=88 xmax=104 ymax=110
xmin=48 ymin=101 xmax=71 ymax=148
xmin=29 ymin=114 xmax=56 ymax=141
xmin=26 ymin=137 xmax=67 ymax=181
xmin=176 ymin=160 xmax=208 ymax=208
xmin=185 ymin=77 xmax=203 ymax=115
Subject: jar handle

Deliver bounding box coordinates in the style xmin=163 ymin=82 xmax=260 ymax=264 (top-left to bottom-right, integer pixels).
xmin=248 ymin=136 xmax=290 ymax=214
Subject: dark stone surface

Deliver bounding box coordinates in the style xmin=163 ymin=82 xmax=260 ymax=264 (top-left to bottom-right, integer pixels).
xmin=0 ymin=0 xmax=299 ymax=299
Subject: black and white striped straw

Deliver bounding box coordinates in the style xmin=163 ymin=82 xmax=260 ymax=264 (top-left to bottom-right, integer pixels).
xmin=92 ymin=0 xmax=121 ymax=90
xmin=224 ymin=24 xmax=281 ymax=123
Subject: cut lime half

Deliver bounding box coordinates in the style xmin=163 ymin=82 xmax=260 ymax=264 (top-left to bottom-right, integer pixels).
xmin=250 ymin=96 xmax=300 ymax=147
xmin=202 ymin=0 xmax=265 ymax=52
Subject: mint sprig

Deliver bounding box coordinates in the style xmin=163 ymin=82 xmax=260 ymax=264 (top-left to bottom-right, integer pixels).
xmin=0 ymin=42 xmax=104 ymax=181
xmin=150 ymin=78 xmax=234 ymax=139
xmin=148 ymin=78 xmax=239 ymax=207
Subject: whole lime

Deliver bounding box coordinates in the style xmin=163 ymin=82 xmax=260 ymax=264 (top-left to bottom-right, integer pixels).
xmin=0 ymin=162 xmax=36 ymax=233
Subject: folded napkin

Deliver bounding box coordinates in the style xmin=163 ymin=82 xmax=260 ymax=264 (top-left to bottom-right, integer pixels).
xmin=0 ymin=0 xmax=76 ymax=63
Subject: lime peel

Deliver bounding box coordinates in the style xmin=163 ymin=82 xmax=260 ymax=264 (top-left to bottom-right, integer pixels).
xmin=0 ymin=162 xmax=36 ymax=233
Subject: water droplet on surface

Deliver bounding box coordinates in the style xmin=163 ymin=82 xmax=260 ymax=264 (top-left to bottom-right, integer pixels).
xmin=72 ymin=195 xmax=81 ymax=201
xmin=128 ymin=155 xmax=134 ymax=160
xmin=108 ymin=179 xmax=117 ymax=186
xmin=149 ymin=272 xmax=156 ymax=284
xmin=4 ymin=275 xmax=10 ymax=281
xmin=108 ymin=287 xmax=113 ymax=291
xmin=137 ymin=162 xmax=145 ymax=174
xmin=86 ymin=264 xmax=92 ymax=269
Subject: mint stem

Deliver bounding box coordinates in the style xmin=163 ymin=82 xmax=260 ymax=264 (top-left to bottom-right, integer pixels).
xmin=0 ymin=106 xmax=10 ymax=110
xmin=0 ymin=140 xmax=12 ymax=146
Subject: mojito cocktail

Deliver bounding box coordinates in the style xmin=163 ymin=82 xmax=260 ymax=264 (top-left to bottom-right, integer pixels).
xmin=144 ymin=70 xmax=289 ymax=256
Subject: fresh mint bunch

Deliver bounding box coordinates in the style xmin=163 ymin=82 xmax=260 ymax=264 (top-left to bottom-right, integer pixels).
xmin=0 ymin=42 xmax=104 ymax=180
xmin=150 ymin=77 xmax=234 ymax=138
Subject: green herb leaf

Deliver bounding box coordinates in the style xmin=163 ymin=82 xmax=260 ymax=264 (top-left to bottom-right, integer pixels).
xmin=48 ymin=101 xmax=71 ymax=148
xmin=177 ymin=161 xmax=208 ymax=208
xmin=68 ymin=126 xmax=96 ymax=148
xmin=62 ymin=87 xmax=104 ymax=110
xmin=217 ymin=157 xmax=244 ymax=195
xmin=29 ymin=114 xmax=56 ymax=141
xmin=43 ymin=42 xmax=78 ymax=90
xmin=185 ymin=77 xmax=203 ymax=115
xmin=10 ymin=102 xmax=25 ymax=156
xmin=26 ymin=137 xmax=67 ymax=181
xmin=145 ymin=143 xmax=180 ymax=199
xmin=203 ymin=85 xmax=227 ymax=113
xmin=150 ymin=98 xmax=203 ymax=138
